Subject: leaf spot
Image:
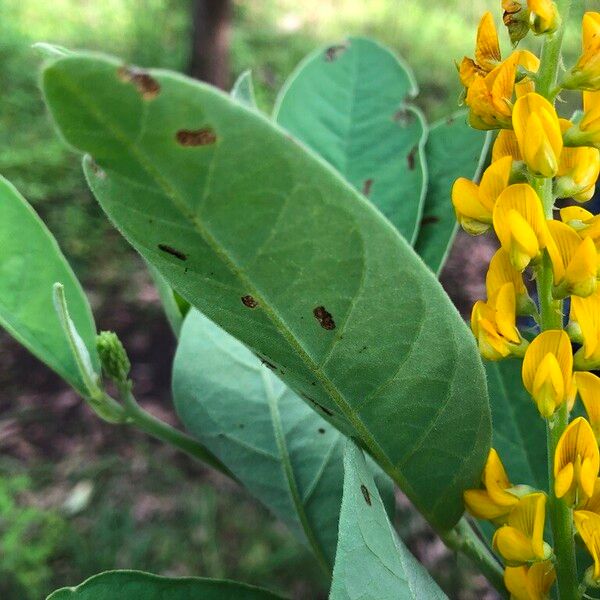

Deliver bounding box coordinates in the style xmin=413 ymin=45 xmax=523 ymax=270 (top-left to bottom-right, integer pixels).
xmin=360 ymin=484 xmax=372 ymax=506
xmin=421 ymin=215 xmax=440 ymax=226
xmin=158 ymin=244 xmax=187 ymax=261
xmin=362 ymin=178 xmax=374 ymax=197
xmin=176 ymin=128 xmax=217 ymax=146
xmin=118 ymin=66 xmax=160 ymax=100
xmin=241 ymin=295 xmax=258 ymax=308
xmin=407 ymin=146 xmax=417 ymax=170
xmin=318 ymin=427 xmax=326 ymax=434
xmin=302 ymin=393 xmax=334 ymax=416
xmin=88 ymin=158 xmax=106 ymax=179
xmin=324 ymin=43 xmax=348 ymax=62
xmin=313 ymin=306 xmax=335 ymax=330
xmin=393 ymin=109 xmax=414 ymax=126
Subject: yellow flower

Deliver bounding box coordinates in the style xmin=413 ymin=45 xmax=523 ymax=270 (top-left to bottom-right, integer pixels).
xmin=560 ymin=206 xmax=600 ymax=249
xmin=504 ymin=561 xmax=556 ymax=600
xmin=555 ymin=143 xmax=600 ymax=202
xmin=458 ymin=12 xmax=501 ymax=88
xmin=547 ymin=220 xmax=597 ymax=298
xmin=452 ymin=156 xmax=512 ymax=235
xmin=522 ymin=330 xmax=573 ymax=418
xmin=464 ymin=448 xmax=520 ymax=522
xmin=571 ymin=288 xmax=600 ymax=364
xmin=582 ymin=478 xmax=600 ymax=514
xmin=512 ymin=93 xmax=563 ymax=177
xmin=574 ymin=510 xmax=600 ymax=580
xmin=493 ymin=493 xmax=551 ymax=565
xmin=471 ymin=284 xmax=523 ymax=360
xmin=563 ymin=90 xmax=600 ymax=147
xmin=527 ymin=0 xmax=559 ymax=35
xmin=493 ymin=129 xmax=523 ymax=162
xmin=487 ymin=247 xmax=535 ymax=316
xmin=564 ymin=12 xmax=600 ymax=91
xmin=575 ymin=371 xmax=600 ymax=442
xmin=554 ymin=417 xmax=599 ymax=506
xmin=493 ymin=183 xmax=550 ymax=271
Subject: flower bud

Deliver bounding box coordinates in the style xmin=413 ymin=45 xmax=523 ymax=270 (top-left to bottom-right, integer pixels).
xmin=96 ymin=331 xmax=131 ymax=383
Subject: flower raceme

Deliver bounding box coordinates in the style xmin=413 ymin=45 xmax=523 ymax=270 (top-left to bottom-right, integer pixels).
xmin=522 ymin=330 xmax=573 ymax=418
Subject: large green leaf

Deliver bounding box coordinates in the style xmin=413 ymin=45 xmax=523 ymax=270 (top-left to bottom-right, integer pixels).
xmin=0 ymin=175 xmax=98 ymax=394
xmin=330 ymin=441 xmax=447 ymax=600
xmin=485 ymin=360 xmax=547 ymax=490
xmin=172 ymin=309 xmax=393 ymax=571
xmin=274 ymin=37 xmax=427 ymax=244
xmin=42 ymin=51 xmax=490 ymax=530
xmin=46 ymin=571 xmax=284 ymax=599
xmin=414 ymin=113 xmax=491 ymax=275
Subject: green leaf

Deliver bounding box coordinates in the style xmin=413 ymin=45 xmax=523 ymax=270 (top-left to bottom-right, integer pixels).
xmin=0 ymin=175 xmax=98 ymax=394
xmin=231 ymin=69 xmax=257 ymax=109
xmin=485 ymin=360 xmax=547 ymax=490
xmin=330 ymin=441 xmax=447 ymax=600
xmin=145 ymin=262 xmax=189 ymax=337
xmin=173 ymin=308 xmax=393 ymax=571
xmin=274 ymin=37 xmax=427 ymax=244
xmin=414 ymin=113 xmax=491 ymax=274
xmin=46 ymin=570 xmax=284 ymax=600
xmin=42 ymin=51 xmax=490 ymax=530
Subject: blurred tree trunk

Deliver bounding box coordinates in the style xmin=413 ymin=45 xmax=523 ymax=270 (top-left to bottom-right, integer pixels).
xmin=189 ymin=0 xmax=232 ymax=89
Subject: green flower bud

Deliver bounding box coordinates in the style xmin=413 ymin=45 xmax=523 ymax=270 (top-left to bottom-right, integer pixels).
xmin=96 ymin=331 xmax=131 ymax=383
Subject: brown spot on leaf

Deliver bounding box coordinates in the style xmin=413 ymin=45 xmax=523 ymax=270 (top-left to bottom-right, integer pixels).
xmin=446 ymin=116 xmax=455 ymax=125
xmin=241 ymin=295 xmax=258 ymax=308
xmin=361 ymin=484 xmax=372 ymax=506
xmin=118 ymin=66 xmax=160 ymax=100
xmin=313 ymin=306 xmax=335 ymax=330
xmin=260 ymin=357 xmax=277 ymax=371
xmin=324 ymin=43 xmax=348 ymax=62
xmin=302 ymin=393 xmax=334 ymax=416
xmin=158 ymin=244 xmax=187 ymax=261
xmin=318 ymin=428 xmax=326 ymax=434
xmin=88 ymin=158 xmax=106 ymax=179
xmin=176 ymin=128 xmax=217 ymax=147
xmin=421 ymin=215 xmax=440 ymax=226
xmin=393 ymin=109 xmax=414 ymax=126
xmin=407 ymin=146 xmax=417 ymax=170
xmin=362 ymin=179 xmax=374 ymax=197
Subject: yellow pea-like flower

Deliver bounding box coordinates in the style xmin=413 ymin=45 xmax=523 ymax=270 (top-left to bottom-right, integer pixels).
xmin=574 ymin=510 xmax=600 ymax=580
xmin=547 ymin=220 xmax=597 ymax=298
xmin=504 ymin=560 xmax=556 ymax=600
xmin=581 ymin=478 xmax=600 ymax=514
xmin=564 ymin=12 xmax=600 ymax=91
xmin=458 ymin=12 xmax=501 ymax=88
xmin=522 ymin=330 xmax=573 ymax=418
xmin=555 ymin=145 xmax=600 ymax=202
xmin=575 ymin=371 xmax=600 ymax=443
xmin=464 ymin=448 xmax=520 ymax=522
xmin=571 ymin=288 xmax=600 ymax=364
xmin=493 ymin=493 xmax=551 ymax=565
xmin=493 ymin=183 xmax=550 ymax=271
xmin=512 ymin=93 xmax=563 ymax=177
xmin=563 ymin=90 xmax=600 ymax=147
xmin=527 ymin=0 xmax=559 ymax=35
xmin=471 ymin=283 xmax=523 ymax=360
xmin=452 ymin=155 xmax=512 ymax=235
xmin=554 ymin=417 xmax=599 ymax=505
xmin=492 ymin=129 xmax=523 ymax=162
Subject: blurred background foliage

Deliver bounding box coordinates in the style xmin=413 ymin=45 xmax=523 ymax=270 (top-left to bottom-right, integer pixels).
xmin=0 ymin=1 xmax=597 ymax=599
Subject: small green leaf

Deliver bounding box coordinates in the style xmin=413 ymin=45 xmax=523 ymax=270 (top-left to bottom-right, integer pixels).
xmin=414 ymin=113 xmax=491 ymax=274
xmin=173 ymin=309 xmax=394 ymax=571
xmin=274 ymin=37 xmax=428 ymax=244
xmin=330 ymin=441 xmax=448 ymax=600
xmin=485 ymin=360 xmax=547 ymax=489
xmin=46 ymin=570 xmax=285 ymax=600
xmin=0 ymin=175 xmax=98 ymax=394
xmin=231 ymin=69 xmax=257 ymax=109
xmin=42 ymin=51 xmax=490 ymax=530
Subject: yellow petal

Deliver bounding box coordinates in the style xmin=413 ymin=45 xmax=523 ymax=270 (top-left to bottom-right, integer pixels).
xmin=561 ymin=206 xmax=595 ymax=225
xmin=494 ymin=526 xmax=538 ymax=565
xmin=554 ymin=417 xmax=599 ymax=504
xmin=484 ymin=448 xmax=519 ymax=506
xmin=571 ymin=289 xmax=600 ymax=360
xmin=576 ymin=371 xmax=600 ymax=441
xmin=566 ymin=237 xmax=597 ymax=297
xmin=492 ymin=129 xmax=523 ymax=162
xmin=574 ymin=509 xmax=600 ymax=580
xmin=464 ymin=489 xmax=513 ymax=521
xmin=555 ymin=463 xmax=575 ymax=499
xmin=494 ymin=283 xmax=520 ymax=343
xmin=504 ymin=566 xmax=530 ymax=600
xmin=512 ymin=93 xmax=562 ymax=177
xmin=475 ymin=12 xmax=502 ymax=71
xmin=479 ymin=156 xmax=513 ymax=210
xmin=486 ymin=247 xmax=527 ymax=302
xmin=522 ymin=330 xmax=572 ymax=414
xmin=528 ymin=0 xmax=559 ymax=34
xmin=532 ymin=353 xmax=564 ymax=417
xmin=583 ymin=478 xmax=600 ymax=514
xmin=526 ymin=561 xmax=556 ymax=600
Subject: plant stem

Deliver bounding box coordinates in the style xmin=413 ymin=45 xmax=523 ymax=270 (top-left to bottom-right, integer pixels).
xmin=116 ymin=383 xmax=235 ymax=479
xmin=441 ymin=518 xmax=508 ymax=598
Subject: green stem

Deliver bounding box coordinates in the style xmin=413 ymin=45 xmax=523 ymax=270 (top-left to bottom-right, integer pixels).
xmin=441 ymin=518 xmax=508 ymax=598
xmin=117 ymin=383 xmax=235 ymax=479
